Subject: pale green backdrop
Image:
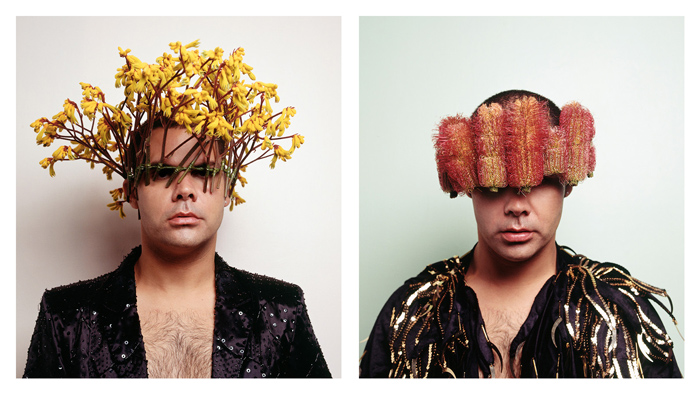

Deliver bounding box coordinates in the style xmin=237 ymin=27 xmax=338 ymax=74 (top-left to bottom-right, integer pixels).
xmin=359 ymin=16 xmax=685 ymax=375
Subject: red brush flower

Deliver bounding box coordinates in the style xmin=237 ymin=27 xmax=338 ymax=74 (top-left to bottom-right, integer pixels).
xmin=473 ymin=103 xmax=508 ymax=191
xmin=433 ymin=93 xmax=596 ymax=197
xmin=434 ymin=115 xmax=477 ymax=196
xmin=560 ymin=102 xmax=595 ymax=185
xmin=587 ymin=144 xmax=596 ymax=178
xmin=544 ymin=125 xmax=569 ymax=179
xmin=504 ymin=96 xmax=550 ymax=192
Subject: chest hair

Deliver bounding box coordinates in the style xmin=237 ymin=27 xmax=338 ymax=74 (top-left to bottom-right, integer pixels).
xmin=140 ymin=309 xmax=214 ymax=378
xmin=481 ymin=308 xmax=529 ymax=378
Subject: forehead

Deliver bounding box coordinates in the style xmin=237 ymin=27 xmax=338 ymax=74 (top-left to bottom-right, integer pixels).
xmin=148 ymin=126 xmax=222 ymax=165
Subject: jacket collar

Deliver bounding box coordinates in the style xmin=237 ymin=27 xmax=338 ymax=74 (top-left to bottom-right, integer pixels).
xmin=91 ymin=246 xmax=258 ymax=378
xmin=211 ymin=254 xmax=258 ymax=378
xmin=436 ymin=245 xmax=572 ymax=374
xmin=91 ymin=247 xmax=144 ymax=377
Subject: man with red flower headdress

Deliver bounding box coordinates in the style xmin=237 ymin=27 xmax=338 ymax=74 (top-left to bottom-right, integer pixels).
xmin=360 ymin=90 xmax=681 ymax=378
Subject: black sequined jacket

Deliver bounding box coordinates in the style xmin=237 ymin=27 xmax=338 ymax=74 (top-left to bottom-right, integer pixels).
xmin=360 ymin=246 xmax=681 ymax=378
xmin=24 ymin=247 xmax=331 ymax=378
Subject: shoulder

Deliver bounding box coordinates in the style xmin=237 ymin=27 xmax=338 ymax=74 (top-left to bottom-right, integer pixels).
xmin=387 ymin=254 xmax=467 ymax=308
xmin=361 ymin=254 xmax=469 ymax=377
xmin=558 ymin=246 xmax=673 ymax=321
xmin=215 ymin=254 xmax=304 ymax=305
xmin=370 ymin=253 xmax=468 ymax=339
xmin=558 ymin=246 xmax=678 ymax=371
xmin=236 ymin=267 xmax=304 ymax=302
xmin=37 ymin=247 xmax=139 ymax=315
xmin=39 ymin=269 xmax=114 ymax=313
xmin=559 ymin=246 xmax=669 ymax=302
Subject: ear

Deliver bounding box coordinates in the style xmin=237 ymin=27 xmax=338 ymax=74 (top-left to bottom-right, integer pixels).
xmin=564 ymin=185 xmax=573 ymax=198
xmin=124 ymin=179 xmax=139 ymax=210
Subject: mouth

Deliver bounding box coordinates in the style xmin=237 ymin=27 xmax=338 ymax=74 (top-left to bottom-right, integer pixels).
xmin=500 ymin=227 xmax=534 ymax=243
xmin=168 ymin=212 xmax=201 ymax=226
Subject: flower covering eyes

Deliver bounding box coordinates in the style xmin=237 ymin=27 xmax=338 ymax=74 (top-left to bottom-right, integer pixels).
xmin=31 ymin=40 xmax=305 ymax=217
xmin=434 ymin=96 xmax=594 ymax=196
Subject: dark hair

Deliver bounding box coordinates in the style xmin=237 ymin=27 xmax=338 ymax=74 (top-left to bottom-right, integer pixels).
xmin=473 ymin=89 xmax=561 ymax=126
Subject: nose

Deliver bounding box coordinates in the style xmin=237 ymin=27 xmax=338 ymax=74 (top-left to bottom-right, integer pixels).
xmin=172 ymin=173 xmax=198 ymax=202
xmin=504 ymin=189 xmax=530 ymax=217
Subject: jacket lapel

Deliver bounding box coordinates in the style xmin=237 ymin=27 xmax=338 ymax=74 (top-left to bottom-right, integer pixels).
xmin=92 ymin=248 xmax=147 ymax=378
xmin=89 ymin=248 xmax=257 ymax=378
xmin=211 ymin=255 xmax=257 ymax=378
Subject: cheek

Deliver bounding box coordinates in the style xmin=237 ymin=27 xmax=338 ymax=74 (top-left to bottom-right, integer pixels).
xmin=203 ymin=189 xmax=228 ymax=216
xmin=133 ymin=185 xmax=169 ymax=213
xmin=471 ymin=198 xmax=501 ymax=230
xmin=537 ymin=196 xmax=564 ymax=230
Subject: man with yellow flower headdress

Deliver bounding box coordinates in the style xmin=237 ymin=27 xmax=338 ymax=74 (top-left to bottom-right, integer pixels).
xmin=24 ymin=40 xmax=330 ymax=378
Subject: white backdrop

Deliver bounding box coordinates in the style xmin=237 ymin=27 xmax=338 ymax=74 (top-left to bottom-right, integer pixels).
xmin=359 ymin=16 xmax=685 ymax=375
xmin=16 ymin=16 xmax=341 ymax=377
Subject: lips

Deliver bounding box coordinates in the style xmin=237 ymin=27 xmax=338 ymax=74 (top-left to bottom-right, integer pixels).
xmin=168 ymin=212 xmax=201 ymax=226
xmin=501 ymin=227 xmax=534 ymax=243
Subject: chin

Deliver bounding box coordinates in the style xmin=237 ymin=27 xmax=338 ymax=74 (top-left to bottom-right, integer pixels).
xmin=168 ymin=236 xmax=212 ymax=249
xmin=153 ymin=232 xmax=214 ymax=253
xmin=490 ymin=241 xmax=546 ymax=263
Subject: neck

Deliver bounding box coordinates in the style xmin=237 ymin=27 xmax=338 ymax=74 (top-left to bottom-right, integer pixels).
xmin=469 ymin=240 xmax=558 ymax=290
xmin=135 ymin=239 xmax=217 ymax=295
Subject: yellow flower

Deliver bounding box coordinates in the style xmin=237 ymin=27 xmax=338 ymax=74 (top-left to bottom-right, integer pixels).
xmin=109 ymin=188 xmax=124 ymax=201
xmin=72 ymin=143 xmax=86 ymax=155
xmin=35 ymin=122 xmax=58 ymax=147
xmin=238 ymin=174 xmax=248 ymax=187
xmin=271 ymin=145 xmax=292 ymax=169
xmin=81 ymin=100 xmax=99 ymax=119
xmin=107 ymin=200 xmax=126 ymax=219
xmin=39 ymin=157 xmax=56 ymax=177
xmin=230 ymin=190 xmax=246 ymax=207
xmin=51 ymin=110 xmax=68 ymax=124
xmin=30 ymin=118 xmax=46 ymax=133
xmin=32 ymin=40 xmax=303 ymax=217
xmin=52 ymin=145 xmax=76 ymax=160
xmin=277 ymin=145 xmax=292 ymax=159
xmin=289 ymin=134 xmax=305 ymax=153
xmin=63 ymin=100 xmax=78 ymax=124
xmin=102 ymin=166 xmax=114 ymax=180
xmin=184 ymin=39 xmax=200 ymax=49
xmin=261 ymin=136 xmax=274 ymax=150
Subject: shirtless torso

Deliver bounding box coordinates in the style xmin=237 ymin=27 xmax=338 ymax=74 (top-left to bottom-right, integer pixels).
xmin=466 ymin=242 xmax=557 ymax=378
xmin=465 ymin=267 xmax=545 ymax=378
xmin=136 ymin=273 xmax=216 ymax=378
xmin=479 ymin=307 xmax=529 ymax=378
xmin=139 ymin=307 xmax=214 ymax=378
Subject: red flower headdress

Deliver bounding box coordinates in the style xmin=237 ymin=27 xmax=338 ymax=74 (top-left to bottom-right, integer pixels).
xmin=434 ymin=93 xmax=595 ymax=196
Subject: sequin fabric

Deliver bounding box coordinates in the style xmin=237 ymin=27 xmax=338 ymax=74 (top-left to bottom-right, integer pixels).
xmin=24 ymin=246 xmax=331 ymax=378
xmin=360 ymin=246 xmax=681 ymax=378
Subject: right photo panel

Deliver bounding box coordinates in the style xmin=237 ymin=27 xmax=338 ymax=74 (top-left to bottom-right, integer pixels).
xmin=359 ymin=16 xmax=684 ymax=378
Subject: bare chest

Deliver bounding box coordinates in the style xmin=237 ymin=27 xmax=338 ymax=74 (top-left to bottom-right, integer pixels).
xmin=480 ymin=307 xmax=529 ymax=378
xmin=139 ymin=309 xmax=215 ymax=378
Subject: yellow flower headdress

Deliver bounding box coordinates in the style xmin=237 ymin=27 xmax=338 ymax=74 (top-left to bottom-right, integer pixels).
xmin=31 ymin=40 xmax=304 ymax=218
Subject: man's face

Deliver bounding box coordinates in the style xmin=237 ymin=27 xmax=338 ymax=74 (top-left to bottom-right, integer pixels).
xmin=470 ymin=177 xmax=571 ymax=263
xmin=128 ymin=126 xmax=230 ymax=254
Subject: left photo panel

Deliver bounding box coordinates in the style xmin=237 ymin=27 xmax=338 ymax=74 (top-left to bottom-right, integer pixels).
xmin=16 ymin=16 xmax=341 ymax=378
